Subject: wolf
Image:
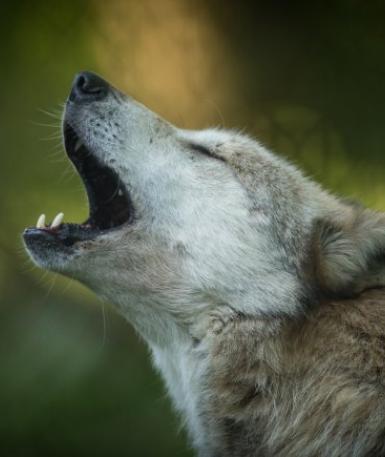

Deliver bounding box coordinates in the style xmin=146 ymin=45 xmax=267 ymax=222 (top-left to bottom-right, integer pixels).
xmin=24 ymin=72 xmax=385 ymax=457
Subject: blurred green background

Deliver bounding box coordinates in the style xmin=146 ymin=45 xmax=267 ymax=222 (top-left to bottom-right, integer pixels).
xmin=1 ymin=1 xmax=385 ymax=456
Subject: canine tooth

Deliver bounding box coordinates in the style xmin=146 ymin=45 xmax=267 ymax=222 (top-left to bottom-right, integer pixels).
xmin=74 ymin=139 xmax=83 ymax=152
xmin=36 ymin=214 xmax=46 ymax=228
xmin=51 ymin=212 xmax=64 ymax=228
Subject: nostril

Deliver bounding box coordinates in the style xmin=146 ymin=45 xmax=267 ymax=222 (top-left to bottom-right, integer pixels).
xmin=77 ymin=74 xmax=103 ymax=94
xmin=76 ymin=74 xmax=86 ymax=91
xmin=69 ymin=71 xmax=109 ymax=102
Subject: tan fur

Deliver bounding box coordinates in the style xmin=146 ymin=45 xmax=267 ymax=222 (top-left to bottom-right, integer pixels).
xmin=199 ymin=289 xmax=385 ymax=456
xmin=314 ymin=208 xmax=385 ymax=296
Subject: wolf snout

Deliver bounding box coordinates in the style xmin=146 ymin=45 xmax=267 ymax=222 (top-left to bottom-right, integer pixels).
xmin=69 ymin=71 xmax=109 ymax=103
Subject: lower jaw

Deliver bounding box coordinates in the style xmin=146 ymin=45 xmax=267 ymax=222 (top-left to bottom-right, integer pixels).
xmin=23 ymin=223 xmax=101 ymax=248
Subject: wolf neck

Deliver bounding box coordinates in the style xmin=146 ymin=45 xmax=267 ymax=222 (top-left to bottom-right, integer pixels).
xmin=150 ymin=333 xmax=213 ymax=453
xmin=97 ymin=286 xmax=298 ymax=455
xmin=93 ymin=259 xmax=305 ymax=349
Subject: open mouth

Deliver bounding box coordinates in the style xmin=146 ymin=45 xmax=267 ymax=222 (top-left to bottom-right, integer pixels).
xmin=24 ymin=123 xmax=134 ymax=247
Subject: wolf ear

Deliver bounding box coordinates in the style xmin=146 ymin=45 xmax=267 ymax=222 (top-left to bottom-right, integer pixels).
xmin=313 ymin=206 xmax=385 ymax=296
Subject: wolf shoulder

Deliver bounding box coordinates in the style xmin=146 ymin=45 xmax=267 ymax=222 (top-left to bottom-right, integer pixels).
xmin=201 ymin=288 xmax=385 ymax=457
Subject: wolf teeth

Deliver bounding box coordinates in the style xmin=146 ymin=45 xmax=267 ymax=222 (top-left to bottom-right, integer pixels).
xmin=36 ymin=214 xmax=46 ymax=229
xmin=51 ymin=212 xmax=64 ymax=229
xmin=74 ymin=139 xmax=83 ymax=152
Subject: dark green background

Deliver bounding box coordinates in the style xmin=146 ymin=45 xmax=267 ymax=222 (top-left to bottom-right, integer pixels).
xmin=1 ymin=1 xmax=385 ymax=455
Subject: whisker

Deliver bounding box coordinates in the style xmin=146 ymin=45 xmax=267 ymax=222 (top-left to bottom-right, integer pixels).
xmin=39 ymin=134 xmax=63 ymax=142
xmin=101 ymin=301 xmax=108 ymax=347
xmin=43 ymin=274 xmax=58 ymax=299
xmin=37 ymin=107 xmax=63 ymax=120
xmin=31 ymin=120 xmax=61 ymax=129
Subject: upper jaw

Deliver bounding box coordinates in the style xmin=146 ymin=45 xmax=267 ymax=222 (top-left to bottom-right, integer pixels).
xmin=63 ymin=122 xmax=134 ymax=231
xmin=23 ymin=76 xmax=135 ymax=263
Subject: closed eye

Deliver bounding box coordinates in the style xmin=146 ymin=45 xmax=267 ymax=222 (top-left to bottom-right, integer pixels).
xmin=189 ymin=143 xmax=226 ymax=162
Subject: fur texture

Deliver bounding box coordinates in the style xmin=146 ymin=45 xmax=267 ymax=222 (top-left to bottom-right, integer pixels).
xmin=24 ymin=76 xmax=385 ymax=456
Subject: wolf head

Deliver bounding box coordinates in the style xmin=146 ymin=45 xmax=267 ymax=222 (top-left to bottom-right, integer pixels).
xmin=23 ymin=72 xmax=385 ymax=344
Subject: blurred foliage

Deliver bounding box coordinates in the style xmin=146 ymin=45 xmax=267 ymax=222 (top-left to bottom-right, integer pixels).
xmin=1 ymin=0 xmax=385 ymax=455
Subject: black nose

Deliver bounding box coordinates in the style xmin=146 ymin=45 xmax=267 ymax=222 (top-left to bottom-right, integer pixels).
xmin=69 ymin=71 xmax=109 ymax=103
